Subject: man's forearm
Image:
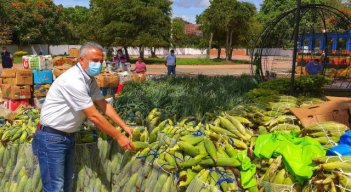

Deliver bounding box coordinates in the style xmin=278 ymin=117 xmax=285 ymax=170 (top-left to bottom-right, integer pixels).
xmin=104 ymin=103 xmax=129 ymax=130
xmin=88 ymin=111 xmax=123 ymax=140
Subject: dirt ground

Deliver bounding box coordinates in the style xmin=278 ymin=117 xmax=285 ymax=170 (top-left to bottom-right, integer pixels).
xmin=1 ymin=55 xmax=292 ymax=76
xmin=139 ymin=55 xmax=292 ymax=76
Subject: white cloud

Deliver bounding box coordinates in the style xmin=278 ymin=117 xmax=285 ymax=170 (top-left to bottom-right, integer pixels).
xmin=173 ymin=0 xmax=210 ymax=8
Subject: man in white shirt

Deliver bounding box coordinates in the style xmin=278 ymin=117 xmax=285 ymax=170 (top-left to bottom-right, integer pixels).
xmin=32 ymin=42 xmax=134 ymax=192
xmin=165 ymin=49 xmax=176 ymax=75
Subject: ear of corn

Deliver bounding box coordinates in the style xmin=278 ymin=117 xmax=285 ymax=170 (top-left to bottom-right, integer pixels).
xmin=204 ymin=139 xmax=217 ymax=162
xmin=180 ymin=135 xmax=205 ymax=146
xmin=178 ymin=141 xmax=200 ymax=157
xmin=132 ymin=141 xmax=149 ymax=150
xmin=225 ymin=143 xmax=237 ymax=158
xmin=208 ymin=124 xmax=238 ymax=138
xmin=338 ymin=173 xmax=351 ymax=189
xmin=179 ymin=169 xmax=197 ymax=187
xmin=272 ymin=169 xmax=286 ymax=184
xmin=320 ymin=162 xmax=351 ymax=172
xmin=226 ymin=115 xmax=247 ymax=136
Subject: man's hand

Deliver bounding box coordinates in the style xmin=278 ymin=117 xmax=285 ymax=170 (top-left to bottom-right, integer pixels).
xmin=116 ymin=135 xmax=135 ymax=150
xmin=123 ymin=126 xmax=134 ymax=137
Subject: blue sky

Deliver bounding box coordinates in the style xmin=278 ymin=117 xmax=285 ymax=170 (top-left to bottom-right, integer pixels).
xmin=53 ymin=0 xmax=263 ymax=23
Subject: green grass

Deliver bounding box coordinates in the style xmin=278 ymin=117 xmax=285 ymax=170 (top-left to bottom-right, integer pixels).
xmin=14 ymin=56 xmax=21 ymax=64
xmin=0 ymin=56 xmax=22 ymax=65
xmin=129 ymin=57 xmax=250 ymax=65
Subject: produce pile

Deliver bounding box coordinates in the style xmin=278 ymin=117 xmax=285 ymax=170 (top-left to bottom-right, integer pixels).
xmin=0 ymin=75 xmax=349 ymax=192
xmin=0 ymin=107 xmax=40 ymax=144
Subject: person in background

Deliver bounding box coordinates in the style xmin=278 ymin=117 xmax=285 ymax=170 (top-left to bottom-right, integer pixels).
xmin=133 ymin=56 xmax=147 ymax=74
xmin=1 ymin=47 xmax=13 ymax=68
xmin=305 ymin=59 xmax=323 ymax=75
xmin=112 ymin=49 xmax=127 ymax=71
xmin=165 ymin=49 xmax=176 ymax=75
xmin=32 ymin=42 xmax=134 ymax=192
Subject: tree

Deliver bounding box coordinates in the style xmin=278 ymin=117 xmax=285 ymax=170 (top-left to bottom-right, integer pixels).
xmin=62 ymin=6 xmax=92 ymax=44
xmin=2 ymin=0 xmax=67 ymax=45
xmin=171 ymin=17 xmax=187 ymax=47
xmin=0 ymin=1 xmax=12 ymax=45
xmin=257 ymin=0 xmax=349 ymax=48
xmin=198 ymin=0 xmax=257 ymax=60
xmin=90 ymin=0 xmax=172 ymax=57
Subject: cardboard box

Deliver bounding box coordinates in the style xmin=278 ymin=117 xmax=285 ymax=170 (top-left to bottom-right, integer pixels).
xmin=53 ymin=56 xmax=65 ymax=66
xmin=131 ymin=73 xmax=147 ymax=82
xmin=1 ymin=68 xmax=16 ymax=78
xmin=290 ymin=100 xmax=351 ymax=128
xmin=1 ymin=69 xmax=33 ymax=85
xmin=326 ymin=96 xmax=351 ymax=102
xmin=96 ymin=72 xmax=119 ymax=87
xmin=1 ymin=85 xmax=32 ymax=100
xmin=34 ymin=84 xmax=51 ymax=97
xmin=41 ymin=55 xmax=53 ymax=70
xmin=22 ymin=56 xmax=30 ymax=69
xmin=4 ymin=99 xmax=30 ymax=112
xmin=23 ymin=55 xmax=53 ymax=70
xmin=64 ymin=57 xmax=78 ymax=66
xmin=53 ymin=65 xmax=71 ymax=78
xmin=69 ymin=48 xmax=80 ymax=58
xmin=2 ymin=78 xmax=16 ymax=85
xmin=16 ymin=69 xmax=33 ymax=85
xmin=33 ymin=70 xmax=53 ymax=84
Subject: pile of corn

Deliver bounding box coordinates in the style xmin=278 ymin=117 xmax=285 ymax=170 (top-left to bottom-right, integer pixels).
xmin=0 ymin=107 xmax=40 ymax=144
xmin=0 ymin=143 xmax=41 ymax=192
xmin=111 ymin=114 xmax=260 ymax=191
xmin=305 ymin=156 xmax=351 ymax=191
xmin=257 ymin=156 xmax=302 ymax=192
xmin=0 ymin=95 xmax=350 ymax=192
xmin=302 ymin=122 xmax=349 ymax=148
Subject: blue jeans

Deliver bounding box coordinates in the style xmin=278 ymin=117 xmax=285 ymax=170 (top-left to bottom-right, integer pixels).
xmin=32 ymin=130 xmax=75 ymax=192
xmin=167 ymin=65 xmax=176 ymax=75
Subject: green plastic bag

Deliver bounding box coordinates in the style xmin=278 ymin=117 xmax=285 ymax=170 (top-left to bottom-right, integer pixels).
xmin=237 ymin=150 xmax=257 ymax=189
xmin=254 ymin=132 xmax=325 ymax=184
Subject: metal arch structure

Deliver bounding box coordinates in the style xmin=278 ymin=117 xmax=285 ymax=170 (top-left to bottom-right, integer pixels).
xmin=250 ymin=3 xmax=351 ymax=83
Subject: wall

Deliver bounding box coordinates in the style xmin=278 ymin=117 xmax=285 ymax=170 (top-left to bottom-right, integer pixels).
xmin=2 ymin=44 xmax=293 ymax=58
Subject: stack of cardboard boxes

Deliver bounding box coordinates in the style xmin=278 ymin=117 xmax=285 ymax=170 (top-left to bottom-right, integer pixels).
xmin=32 ymin=70 xmax=53 ymax=108
xmin=96 ymin=72 xmax=119 ymax=97
xmin=0 ymin=68 xmax=33 ymax=111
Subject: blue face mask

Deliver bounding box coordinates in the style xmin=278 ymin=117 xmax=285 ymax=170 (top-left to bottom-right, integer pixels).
xmin=85 ymin=61 xmax=102 ymax=77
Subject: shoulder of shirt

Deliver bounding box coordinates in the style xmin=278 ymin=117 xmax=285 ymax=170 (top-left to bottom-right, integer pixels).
xmin=56 ymin=66 xmax=84 ymax=84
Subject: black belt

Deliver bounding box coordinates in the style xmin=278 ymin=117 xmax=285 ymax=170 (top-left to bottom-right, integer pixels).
xmin=40 ymin=126 xmax=75 ymax=137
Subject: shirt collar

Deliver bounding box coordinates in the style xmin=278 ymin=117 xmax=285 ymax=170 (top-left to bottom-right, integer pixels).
xmin=77 ymin=62 xmax=92 ymax=84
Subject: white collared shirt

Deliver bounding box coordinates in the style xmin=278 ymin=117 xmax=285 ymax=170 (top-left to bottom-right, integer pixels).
xmin=40 ymin=63 xmax=104 ymax=133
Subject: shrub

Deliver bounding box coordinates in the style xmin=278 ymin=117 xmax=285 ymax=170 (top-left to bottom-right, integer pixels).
xmin=13 ymin=50 xmax=28 ymax=57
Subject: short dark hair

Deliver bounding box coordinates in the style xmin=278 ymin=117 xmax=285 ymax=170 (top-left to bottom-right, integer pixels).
xmin=315 ymin=59 xmax=320 ymax=62
xmin=170 ymin=49 xmax=174 ymax=53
